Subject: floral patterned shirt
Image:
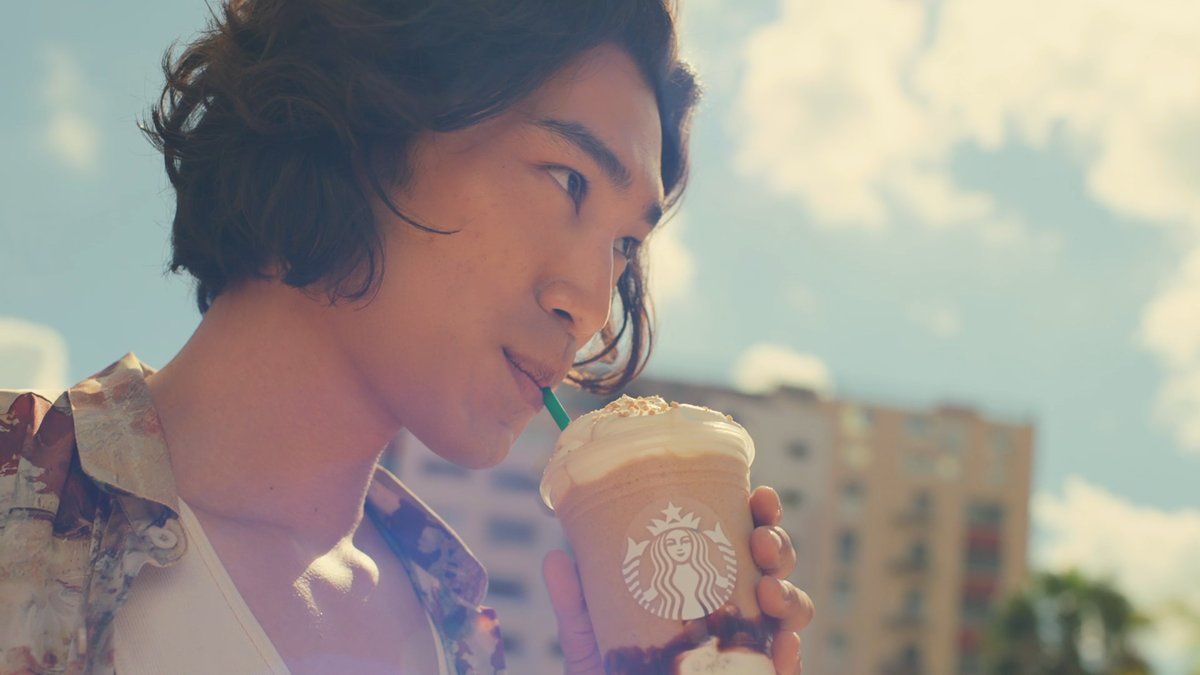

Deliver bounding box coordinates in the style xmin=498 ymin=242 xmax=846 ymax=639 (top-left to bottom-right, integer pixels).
xmin=0 ymin=352 xmax=506 ymax=674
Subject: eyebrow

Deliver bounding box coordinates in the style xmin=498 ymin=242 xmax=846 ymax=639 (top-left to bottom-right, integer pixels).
xmin=530 ymin=117 xmax=664 ymax=230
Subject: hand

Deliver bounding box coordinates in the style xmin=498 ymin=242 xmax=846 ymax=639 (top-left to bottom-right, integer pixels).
xmin=542 ymin=485 xmax=816 ymax=675
xmin=749 ymin=485 xmax=816 ymax=675
xmin=543 ymin=548 xmax=604 ymax=675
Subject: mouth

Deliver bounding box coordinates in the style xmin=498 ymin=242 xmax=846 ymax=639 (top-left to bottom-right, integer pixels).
xmin=503 ymin=347 xmax=568 ymax=390
xmin=503 ymin=348 xmax=560 ymax=412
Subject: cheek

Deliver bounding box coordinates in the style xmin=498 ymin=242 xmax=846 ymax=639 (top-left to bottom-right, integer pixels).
xmin=428 ymin=183 xmax=553 ymax=285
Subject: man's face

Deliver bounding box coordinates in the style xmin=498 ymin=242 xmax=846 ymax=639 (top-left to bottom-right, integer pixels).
xmin=326 ymin=44 xmax=664 ymax=468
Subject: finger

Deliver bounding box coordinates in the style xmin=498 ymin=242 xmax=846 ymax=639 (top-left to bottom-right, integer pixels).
xmin=757 ymin=577 xmax=816 ymax=633
xmin=771 ymin=630 xmax=802 ymax=675
xmin=751 ymin=486 xmax=783 ymax=527
xmin=751 ymin=525 xmax=797 ymax=578
xmin=542 ymin=550 xmax=604 ymax=674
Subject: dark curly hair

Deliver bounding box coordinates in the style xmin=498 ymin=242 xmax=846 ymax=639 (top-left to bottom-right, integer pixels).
xmin=141 ymin=0 xmax=701 ymax=395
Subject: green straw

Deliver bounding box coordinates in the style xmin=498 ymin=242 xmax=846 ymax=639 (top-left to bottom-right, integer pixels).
xmin=542 ymin=387 xmax=572 ymax=430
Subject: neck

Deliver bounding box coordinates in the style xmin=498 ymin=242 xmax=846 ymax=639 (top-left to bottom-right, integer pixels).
xmin=145 ymin=278 xmax=401 ymax=554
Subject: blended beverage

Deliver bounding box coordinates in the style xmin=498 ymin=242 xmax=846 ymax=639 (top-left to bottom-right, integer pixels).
xmin=540 ymin=395 xmax=777 ymax=674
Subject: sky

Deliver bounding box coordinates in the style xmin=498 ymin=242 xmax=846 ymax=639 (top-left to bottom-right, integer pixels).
xmin=2 ymin=0 xmax=1198 ymax=670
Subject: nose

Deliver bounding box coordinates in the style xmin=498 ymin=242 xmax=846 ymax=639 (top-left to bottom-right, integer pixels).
xmin=536 ymin=237 xmax=617 ymax=346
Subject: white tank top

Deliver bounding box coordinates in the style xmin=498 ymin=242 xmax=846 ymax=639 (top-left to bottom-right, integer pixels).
xmin=114 ymin=497 xmax=449 ymax=674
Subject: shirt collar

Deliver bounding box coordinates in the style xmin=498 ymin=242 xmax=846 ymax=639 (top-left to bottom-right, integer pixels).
xmin=68 ymin=351 xmax=488 ymax=606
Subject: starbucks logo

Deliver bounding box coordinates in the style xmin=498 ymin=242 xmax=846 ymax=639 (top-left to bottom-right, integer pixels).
xmin=622 ymin=499 xmax=737 ymax=620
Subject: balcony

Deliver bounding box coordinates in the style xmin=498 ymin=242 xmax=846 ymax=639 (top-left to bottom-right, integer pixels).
xmin=886 ymin=611 xmax=926 ymax=630
xmin=965 ymin=526 xmax=1001 ymax=548
xmin=881 ymin=644 xmax=924 ymax=675
xmin=881 ymin=661 xmax=923 ymax=675
xmin=957 ymin=627 xmax=983 ymax=652
xmin=961 ymin=576 xmax=999 ymax=596
xmin=892 ymin=507 xmax=933 ymax=528
xmin=890 ymin=554 xmax=931 ymax=575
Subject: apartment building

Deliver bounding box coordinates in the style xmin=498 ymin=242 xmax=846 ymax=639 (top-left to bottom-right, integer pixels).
xmin=812 ymin=400 xmax=1034 ymax=674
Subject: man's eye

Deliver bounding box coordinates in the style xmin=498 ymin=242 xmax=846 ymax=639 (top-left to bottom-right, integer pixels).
xmin=614 ymin=236 xmax=642 ymax=261
xmin=547 ymin=166 xmax=588 ymax=206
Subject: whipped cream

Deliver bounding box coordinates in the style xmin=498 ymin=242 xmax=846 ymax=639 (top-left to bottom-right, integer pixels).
xmin=539 ymin=395 xmax=756 ymax=510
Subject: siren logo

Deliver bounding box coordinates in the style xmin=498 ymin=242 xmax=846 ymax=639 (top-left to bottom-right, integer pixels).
xmin=621 ymin=499 xmax=737 ymax=620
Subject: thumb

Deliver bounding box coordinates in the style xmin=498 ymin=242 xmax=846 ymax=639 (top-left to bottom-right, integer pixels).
xmin=542 ymin=549 xmax=604 ymax=674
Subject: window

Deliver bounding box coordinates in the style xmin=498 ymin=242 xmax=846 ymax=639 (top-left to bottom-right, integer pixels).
xmin=421 ymin=458 xmax=469 ymax=478
xmin=961 ymin=594 xmax=992 ymax=621
xmin=901 ymin=644 xmax=922 ymax=669
xmin=787 ymin=440 xmax=810 ymax=459
xmin=833 ymin=576 xmax=854 ymax=613
xmin=937 ymin=419 xmax=968 ymax=453
xmin=488 ymin=576 xmax=528 ymax=600
xmin=903 ymin=589 xmax=924 ymax=618
xmin=837 ymin=530 xmax=858 ymax=565
xmin=968 ymin=503 xmax=1004 ymax=527
xmin=905 ymin=414 xmax=929 ymax=437
xmin=779 ymin=488 xmax=803 ymax=508
xmin=841 ymin=482 xmax=864 ymax=519
xmin=827 ymin=631 xmax=849 ymax=669
xmin=965 ymin=546 xmax=1001 ymax=573
xmin=899 ymin=491 xmax=933 ymax=526
xmin=909 ymin=541 xmax=929 ymax=567
xmin=914 ymin=491 xmax=932 ymax=514
xmin=491 ymin=468 xmax=540 ymax=493
xmin=502 ymin=632 xmax=523 ymax=655
xmin=486 ymin=517 xmax=537 ymax=545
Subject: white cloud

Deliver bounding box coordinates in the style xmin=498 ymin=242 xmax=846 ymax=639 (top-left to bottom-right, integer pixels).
xmin=906 ymin=301 xmax=962 ymax=339
xmin=735 ymin=0 xmax=1200 ymax=233
xmin=1140 ymin=247 xmax=1200 ymax=454
xmin=731 ymin=343 xmax=833 ymax=395
xmin=735 ymin=0 xmax=1200 ymax=454
xmin=1035 ymin=476 xmax=1200 ymax=674
xmin=645 ymin=215 xmax=697 ymax=309
xmin=0 ymin=317 xmax=70 ymax=397
xmin=1141 ymin=248 xmax=1200 ymax=370
xmin=41 ymin=46 xmax=99 ymax=172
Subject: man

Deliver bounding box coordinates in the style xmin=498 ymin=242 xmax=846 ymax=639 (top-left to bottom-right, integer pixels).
xmin=1 ymin=1 xmax=813 ymax=672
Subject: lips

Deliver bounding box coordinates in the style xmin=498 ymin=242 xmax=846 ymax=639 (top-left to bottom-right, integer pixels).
xmin=503 ymin=348 xmax=569 ymax=390
xmin=505 ymin=352 xmax=545 ymax=411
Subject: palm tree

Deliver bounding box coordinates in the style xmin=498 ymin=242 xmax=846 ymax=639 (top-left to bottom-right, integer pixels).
xmin=983 ymin=569 xmax=1152 ymax=674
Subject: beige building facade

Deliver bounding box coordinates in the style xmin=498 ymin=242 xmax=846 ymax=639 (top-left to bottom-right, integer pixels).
xmin=812 ymin=400 xmax=1034 ymax=674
